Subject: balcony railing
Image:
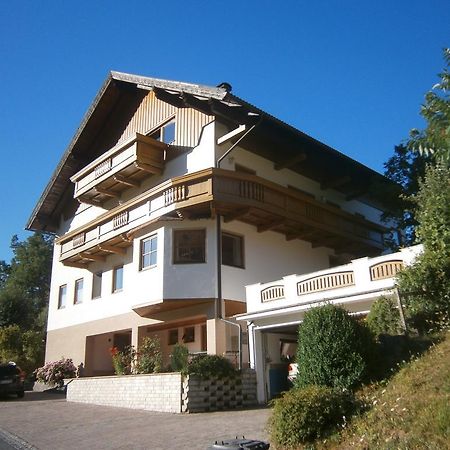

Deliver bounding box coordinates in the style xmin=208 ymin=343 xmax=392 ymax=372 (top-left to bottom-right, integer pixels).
xmin=71 ymin=133 xmax=167 ymax=205
xmin=58 ymin=168 xmax=387 ymax=267
xmin=244 ymin=245 xmax=422 ymax=314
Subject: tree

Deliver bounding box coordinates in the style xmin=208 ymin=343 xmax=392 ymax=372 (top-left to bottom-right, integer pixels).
xmin=408 ymin=48 xmax=450 ymax=164
xmin=0 ymin=233 xmax=53 ymax=372
xmin=381 ymin=145 xmax=429 ymax=248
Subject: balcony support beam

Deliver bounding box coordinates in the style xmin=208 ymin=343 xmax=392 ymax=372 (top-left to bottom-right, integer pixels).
xmin=321 ymin=175 xmax=351 ymax=191
xmin=94 ymin=187 xmax=119 ymax=198
xmin=257 ymin=218 xmax=285 ymax=233
xmin=78 ymin=197 xmax=103 ymax=207
xmin=134 ymin=162 xmax=162 ymax=174
xmin=223 ymin=207 xmax=250 ymax=223
xmin=113 ymin=174 xmax=140 ymax=188
xmin=98 ymin=245 xmax=127 ymax=255
xmin=79 ymin=252 xmax=106 ymax=262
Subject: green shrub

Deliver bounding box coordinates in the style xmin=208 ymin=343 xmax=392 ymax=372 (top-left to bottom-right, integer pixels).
xmin=109 ymin=345 xmax=135 ymax=375
xmin=269 ymin=385 xmax=356 ymax=447
xmin=136 ymin=337 xmax=163 ymax=374
xmin=170 ymin=343 xmax=189 ymax=372
xmin=295 ymin=304 xmax=376 ymax=390
xmin=186 ymin=354 xmax=237 ymax=379
xmin=367 ymin=296 xmax=403 ymax=336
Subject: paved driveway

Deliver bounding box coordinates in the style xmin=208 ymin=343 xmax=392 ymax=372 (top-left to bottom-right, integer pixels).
xmin=0 ymin=392 xmax=271 ymax=449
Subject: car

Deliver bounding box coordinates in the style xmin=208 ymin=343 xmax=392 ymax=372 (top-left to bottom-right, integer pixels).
xmin=0 ymin=362 xmax=25 ymax=398
xmin=287 ymin=362 xmax=298 ymax=383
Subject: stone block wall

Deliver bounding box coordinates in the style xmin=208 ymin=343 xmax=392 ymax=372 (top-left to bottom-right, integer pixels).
xmin=66 ymin=372 xmax=182 ymax=413
xmin=182 ymin=369 xmax=257 ymax=413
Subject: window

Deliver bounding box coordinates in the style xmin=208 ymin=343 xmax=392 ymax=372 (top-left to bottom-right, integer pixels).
xmin=182 ymin=326 xmax=195 ymax=343
xmin=141 ymin=235 xmax=157 ymax=269
xmin=74 ymin=278 xmax=84 ymax=304
xmin=151 ymin=119 xmax=176 ymax=144
xmin=112 ymin=266 xmax=124 ymax=292
xmin=173 ymin=229 xmax=206 ymax=264
xmin=92 ymin=271 xmax=102 ymax=299
xmin=58 ymin=285 xmax=67 ymax=309
xmin=168 ymin=329 xmax=178 ymax=346
xmin=222 ymin=232 xmax=244 ymax=268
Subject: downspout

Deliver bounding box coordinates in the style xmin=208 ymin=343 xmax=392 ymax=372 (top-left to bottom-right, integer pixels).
xmin=215 ymin=120 xmax=260 ymax=371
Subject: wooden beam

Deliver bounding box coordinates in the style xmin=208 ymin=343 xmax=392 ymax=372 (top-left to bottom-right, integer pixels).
xmin=274 ymin=153 xmax=307 ymax=170
xmin=98 ymin=245 xmax=127 ymax=255
xmin=63 ymin=261 xmax=87 ymax=269
xmin=181 ymin=93 xmax=212 ymax=115
xmin=77 ymin=197 xmax=103 ymax=207
xmin=209 ymin=99 xmax=254 ymax=124
xmin=257 ymin=218 xmax=285 ymax=233
xmin=94 ymin=187 xmax=119 ymax=198
xmin=79 ymin=252 xmax=106 ymax=262
xmin=134 ymin=162 xmax=162 ymax=175
xmin=217 ymin=124 xmax=246 ymax=145
xmin=321 ymin=175 xmax=351 ymax=190
xmin=113 ymin=174 xmax=140 ymax=188
xmin=153 ymin=87 xmax=184 ymax=108
xmin=223 ymin=207 xmax=250 ymax=223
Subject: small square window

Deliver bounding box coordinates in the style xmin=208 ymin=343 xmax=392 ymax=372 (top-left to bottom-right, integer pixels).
xmin=173 ymin=229 xmax=206 ymax=264
xmin=58 ymin=284 xmax=67 ymax=309
xmin=182 ymin=326 xmax=195 ymax=343
xmin=141 ymin=235 xmax=157 ymax=269
xmin=112 ymin=266 xmax=124 ymax=293
xmin=168 ymin=329 xmax=178 ymax=346
xmin=74 ymin=278 xmax=84 ymax=304
xmin=151 ymin=120 xmax=176 ymax=144
xmin=92 ymin=271 xmax=102 ymax=299
xmin=222 ymin=233 xmax=244 ymax=268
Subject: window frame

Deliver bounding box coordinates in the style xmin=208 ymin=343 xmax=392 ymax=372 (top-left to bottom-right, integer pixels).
xmin=112 ymin=265 xmax=124 ymax=293
xmin=173 ymin=229 xmax=206 ymax=264
xmin=182 ymin=326 xmax=195 ymax=343
xmin=168 ymin=329 xmax=179 ymax=346
xmin=91 ymin=271 xmax=102 ymax=299
xmin=149 ymin=118 xmax=176 ymax=145
xmin=140 ymin=234 xmax=158 ymax=270
xmin=74 ymin=278 xmax=84 ymax=305
xmin=222 ymin=232 xmax=245 ymax=269
xmin=58 ymin=284 xmax=67 ymax=309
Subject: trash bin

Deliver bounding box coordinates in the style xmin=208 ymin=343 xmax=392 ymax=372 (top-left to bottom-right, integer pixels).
xmin=207 ymin=437 xmax=270 ymax=449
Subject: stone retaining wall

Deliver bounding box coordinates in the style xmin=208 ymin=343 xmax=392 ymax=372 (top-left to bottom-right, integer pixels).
xmin=66 ymin=369 xmax=257 ymax=414
xmin=182 ymin=369 xmax=257 ymax=413
xmin=66 ymin=372 xmax=182 ymax=413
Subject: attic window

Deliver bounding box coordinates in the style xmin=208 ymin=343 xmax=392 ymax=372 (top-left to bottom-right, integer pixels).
xmin=151 ymin=120 xmax=176 ymax=144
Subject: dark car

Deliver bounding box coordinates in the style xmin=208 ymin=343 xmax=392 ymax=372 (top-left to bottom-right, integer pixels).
xmin=0 ymin=363 xmax=25 ymax=398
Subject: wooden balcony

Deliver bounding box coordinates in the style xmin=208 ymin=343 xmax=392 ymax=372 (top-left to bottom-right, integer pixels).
xmin=58 ymin=168 xmax=386 ymax=267
xmin=71 ymin=133 xmax=167 ymax=205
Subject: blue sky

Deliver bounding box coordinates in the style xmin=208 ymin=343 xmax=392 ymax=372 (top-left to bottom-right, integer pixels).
xmin=0 ymin=0 xmax=448 ymax=262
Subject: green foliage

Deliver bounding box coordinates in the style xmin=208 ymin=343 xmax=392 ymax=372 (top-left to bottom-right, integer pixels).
xmin=0 ymin=233 xmax=53 ymax=375
xmin=35 ymin=358 xmax=76 ymax=386
xmin=185 ymin=354 xmax=237 ymax=379
xmin=0 ymin=325 xmax=45 ymax=375
xmin=367 ymin=297 xmax=403 ymax=336
xmin=109 ymin=345 xmax=135 ymax=375
xmin=135 ymin=336 xmax=162 ymax=374
xmin=398 ymin=163 xmax=450 ymax=333
xmin=408 ymin=48 xmax=450 ymax=164
xmin=269 ymin=385 xmax=356 ymax=447
xmin=295 ymin=304 xmax=376 ymax=390
xmin=170 ymin=343 xmax=189 ymax=372
xmin=381 ymin=145 xmax=429 ymax=249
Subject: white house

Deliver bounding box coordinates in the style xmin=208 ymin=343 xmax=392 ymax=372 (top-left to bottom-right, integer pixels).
xmin=27 ymin=72 xmax=392 ymax=376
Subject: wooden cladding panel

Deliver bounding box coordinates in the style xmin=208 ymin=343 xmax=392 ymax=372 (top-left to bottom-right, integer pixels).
xmin=261 ymin=285 xmax=285 ymax=302
xmin=116 ymin=92 xmax=214 ymax=149
xmin=370 ymin=260 xmax=404 ymax=281
xmin=297 ymin=271 xmax=354 ymax=295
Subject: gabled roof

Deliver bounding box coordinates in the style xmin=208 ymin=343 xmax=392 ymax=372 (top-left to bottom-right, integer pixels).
xmin=27 ymin=71 xmax=392 ymax=232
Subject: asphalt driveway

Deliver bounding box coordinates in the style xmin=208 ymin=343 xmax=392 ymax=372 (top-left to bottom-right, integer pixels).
xmin=0 ymin=392 xmax=271 ymax=449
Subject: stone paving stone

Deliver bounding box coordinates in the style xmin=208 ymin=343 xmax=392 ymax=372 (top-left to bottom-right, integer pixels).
xmin=0 ymin=392 xmax=270 ymax=450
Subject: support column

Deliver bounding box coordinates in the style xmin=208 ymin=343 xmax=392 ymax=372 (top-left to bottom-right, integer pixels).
xmin=206 ymin=318 xmax=227 ymax=355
